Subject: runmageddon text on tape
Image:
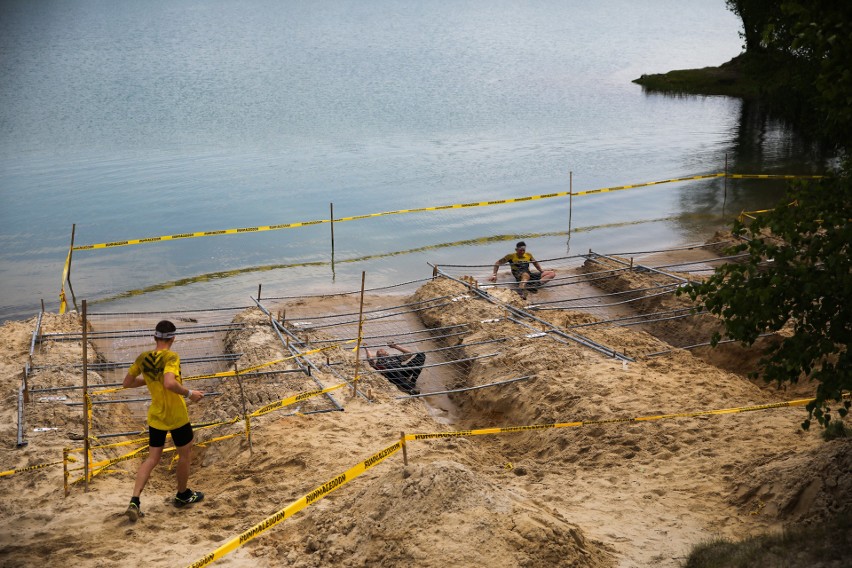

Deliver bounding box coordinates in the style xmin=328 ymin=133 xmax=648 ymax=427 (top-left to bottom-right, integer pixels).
xmin=406 ymin=397 xmax=819 ymax=441
xmin=72 ymin=172 xmax=826 ymax=252
xmin=182 ymin=393 xmax=848 ymax=566
xmin=186 ymin=441 xmax=402 ymax=568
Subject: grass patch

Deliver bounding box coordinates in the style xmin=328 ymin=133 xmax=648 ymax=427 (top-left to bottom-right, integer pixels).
xmin=633 ymin=53 xmax=763 ymax=98
xmin=684 ymin=512 xmax=851 ymax=568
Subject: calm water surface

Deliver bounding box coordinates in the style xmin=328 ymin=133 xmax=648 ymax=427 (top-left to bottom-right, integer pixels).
xmin=0 ymin=0 xmax=829 ymax=321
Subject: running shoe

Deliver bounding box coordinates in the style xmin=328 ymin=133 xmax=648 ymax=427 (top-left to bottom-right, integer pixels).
xmin=174 ymin=489 xmax=205 ymax=508
xmin=125 ymin=502 xmax=143 ymax=521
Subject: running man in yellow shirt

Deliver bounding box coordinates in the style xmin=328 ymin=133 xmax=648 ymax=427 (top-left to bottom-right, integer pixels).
xmin=489 ymin=241 xmax=556 ymax=299
xmin=123 ymin=320 xmax=205 ymax=521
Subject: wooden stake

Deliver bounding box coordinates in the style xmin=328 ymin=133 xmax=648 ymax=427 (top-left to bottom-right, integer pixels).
xmin=22 ymin=366 xmax=29 ymax=403
xmin=568 ymin=170 xmax=573 ymax=242
xmin=723 ymin=153 xmax=728 ymax=218
xmin=352 ymin=271 xmax=367 ymax=396
xmin=63 ymin=448 xmax=70 ymax=497
xmin=330 ymin=202 xmax=335 ymax=271
xmin=235 ymin=364 xmax=253 ymax=453
xmin=81 ymin=300 xmax=89 ymax=492
xmin=401 ymin=431 xmax=408 ymax=466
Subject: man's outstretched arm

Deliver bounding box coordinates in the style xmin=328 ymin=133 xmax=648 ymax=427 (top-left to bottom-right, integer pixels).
xmin=123 ymin=372 xmax=145 ymax=389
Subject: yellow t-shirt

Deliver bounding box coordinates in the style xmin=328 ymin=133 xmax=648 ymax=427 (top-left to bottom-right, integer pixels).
xmin=128 ymin=349 xmax=188 ymax=431
xmin=502 ymin=252 xmax=534 ymax=274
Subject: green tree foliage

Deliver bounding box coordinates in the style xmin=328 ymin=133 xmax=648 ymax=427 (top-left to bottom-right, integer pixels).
xmin=680 ymin=169 xmax=851 ymax=429
xmin=724 ymin=0 xmax=781 ymax=52
xmin=724 ymin=1 xmax=852 ymax=144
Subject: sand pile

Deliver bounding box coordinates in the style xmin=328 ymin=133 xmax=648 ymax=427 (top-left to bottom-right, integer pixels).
xmin=0 ymin=257 xmax=849 ymax=567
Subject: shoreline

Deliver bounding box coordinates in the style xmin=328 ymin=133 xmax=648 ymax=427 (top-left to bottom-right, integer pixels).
xmin=633 ymin=53 xmax=760 ymax=98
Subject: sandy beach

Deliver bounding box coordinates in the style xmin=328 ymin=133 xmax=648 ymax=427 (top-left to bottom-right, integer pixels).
xmin=1 ymin=239 xmax=849 ymax=568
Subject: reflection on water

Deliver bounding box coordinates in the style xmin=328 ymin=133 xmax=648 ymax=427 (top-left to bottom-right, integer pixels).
xmin=0 ymin=0 xmax=837 ymax=321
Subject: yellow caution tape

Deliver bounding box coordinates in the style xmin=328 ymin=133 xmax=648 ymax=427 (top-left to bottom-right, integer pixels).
xmin=69 ymin=435 xmax=148 ymax=453
xmin=0 ymin=459 xmax=67 ymax=478
xmin=59 ymin=247 xmax=72 ymax=314
xmin=88 ymin=445 xmax=149 ymax=479
xmin=193 ymin=416 xmax=243 ymax=432
xmin=195 ymin=432 xmax=245 ymax=447
xmin=406 ymin=397 xmax=816 ymax=441
xmin=67 ymin=172 xmax=828 ymax=254
xmin=72 ymin=220 xmax=330 ymax=251
xmin=92 ymin=342 xmax=353 ymax=396
xmin=571 ymin=174 xmax=724 ymax=197
xmin=249 ymin=380 xmax=350 ymax=418
xmin=186 ymin=440 xmax=402 ymax=568
xmin=728 ymin=174 xmax=826 ymax=180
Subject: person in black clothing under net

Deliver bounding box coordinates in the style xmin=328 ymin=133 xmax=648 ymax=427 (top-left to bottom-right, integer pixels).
xmin=362 ymin=343 xmax=426 ymax=395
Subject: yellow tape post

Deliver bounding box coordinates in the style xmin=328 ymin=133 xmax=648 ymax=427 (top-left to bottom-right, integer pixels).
xmin=186 ymin=440 xmax=402 ymax=568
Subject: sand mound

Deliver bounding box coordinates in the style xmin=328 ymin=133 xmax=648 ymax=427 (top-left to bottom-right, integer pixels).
xmin=261 ymin=460 xmax=611 ymax=567
xmin=0 ymin=270 xmax=849 ymax=567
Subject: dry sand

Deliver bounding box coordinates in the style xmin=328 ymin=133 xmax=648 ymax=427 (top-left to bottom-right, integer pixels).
xmin=0 ymin=248 xmax=849 ymax=568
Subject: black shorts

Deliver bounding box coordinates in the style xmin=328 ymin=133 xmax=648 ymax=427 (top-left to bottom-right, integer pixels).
xmin=512 ymin=270 xmax=543 ymax=288
xmin=149 ymin=422 xmax=194 ymax=448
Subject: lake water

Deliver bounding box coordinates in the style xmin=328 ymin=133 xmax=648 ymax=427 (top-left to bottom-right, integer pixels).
xmin=0 ymin=0 xmax=830 ymax=322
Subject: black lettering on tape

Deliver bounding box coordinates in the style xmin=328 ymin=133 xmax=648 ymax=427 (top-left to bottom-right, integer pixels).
xmin=239 ymin=508 xmax=288 ymax=544
xmin=295 ymin=389 xmax=322 ymax=402
xmin=305 ymin=473 xmax=347 ymax=505
xmin=412 ymin=430 xmax=474 ymax=440
xmin=363 ymin=443 xmax=400 ymax=469
xmin=189 ymin=553 xmax=216 ymax=568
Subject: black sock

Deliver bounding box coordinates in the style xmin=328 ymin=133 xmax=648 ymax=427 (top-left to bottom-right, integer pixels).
xmin=130 ymin=496 xmax=140 ymax=506
xmin=177 ymin=489 xmax=193 ymax=499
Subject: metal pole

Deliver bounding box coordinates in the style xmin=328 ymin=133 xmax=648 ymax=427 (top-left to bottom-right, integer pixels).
xmin=401 ymin=431 xmax=408 ymax=466
xmin=257 ymin=284 xmax=262 ymax=302
xmin=568 ymin=171 xmax=573 ymax=253
xmin=16 ymin=380 xmax=27 ymax=448
xmin=255 ymin=302 xmax=347 ymax=409
xmin=81 ymin=300 xmax=89 ymax=492
xmin=330 ymin=203 xmax=335 ymax=275
xmin=723 ymin=154 xmax=728 ymax=218
xmin=399 ymin=375 xmax=536 ymax=398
